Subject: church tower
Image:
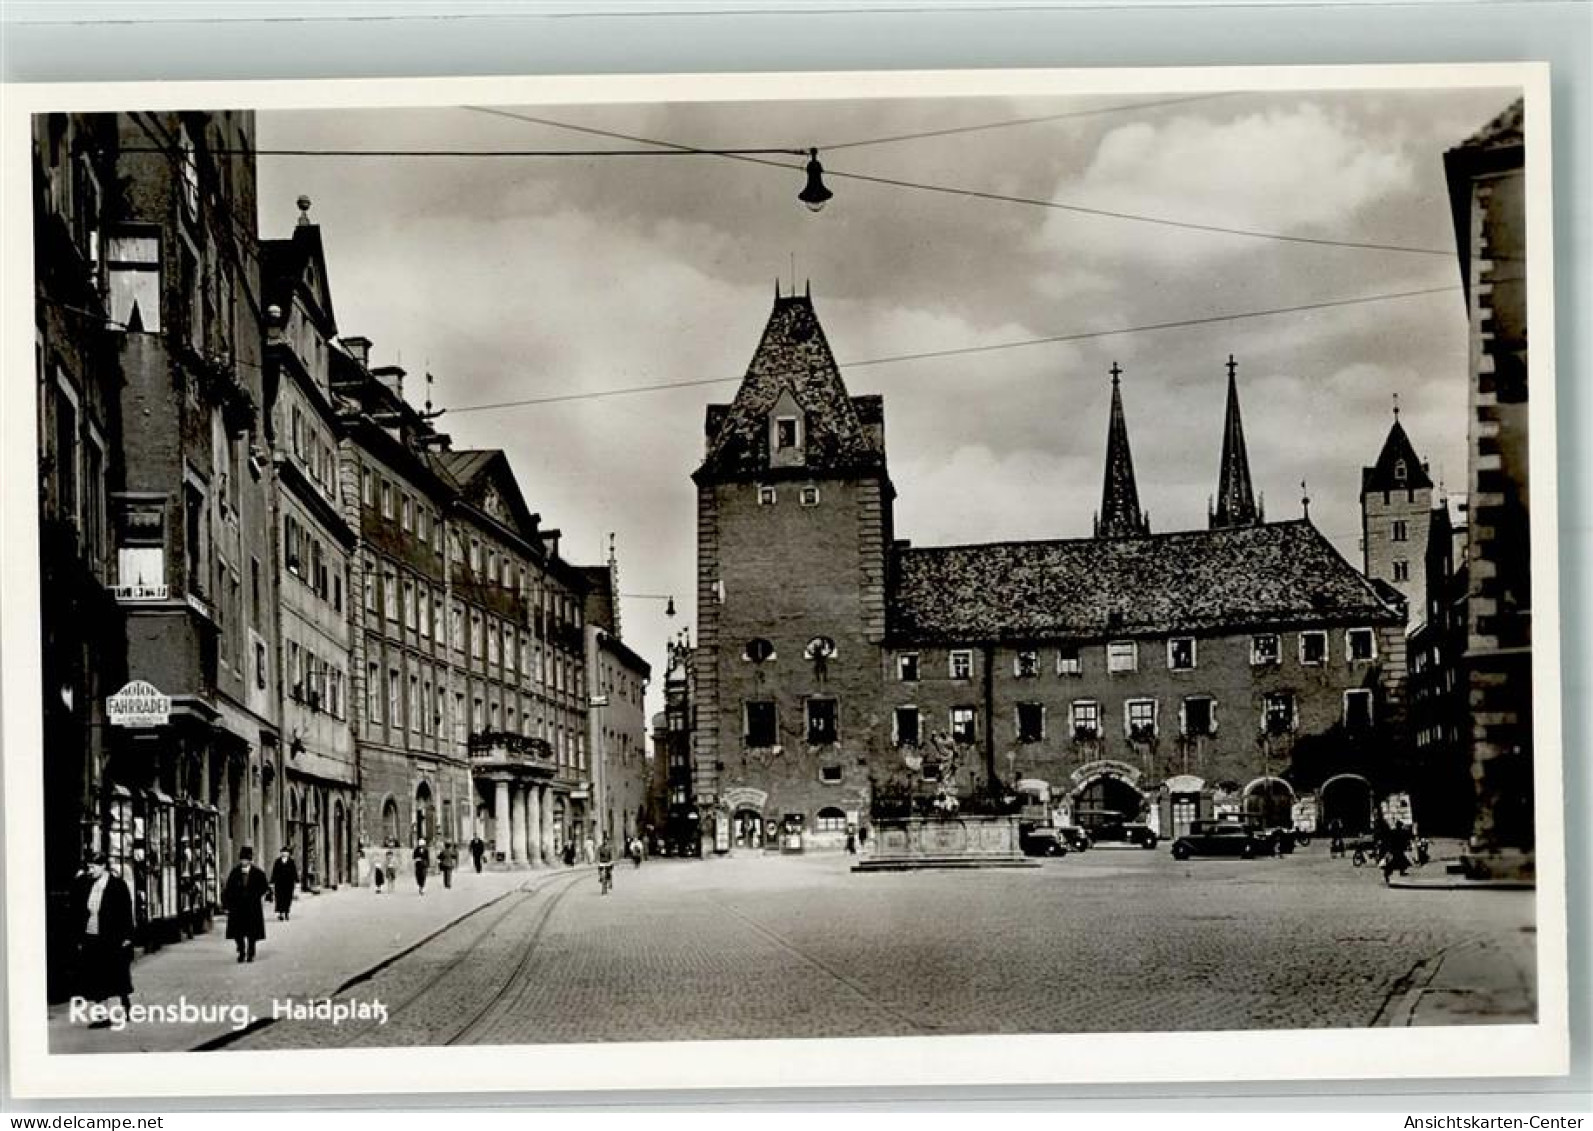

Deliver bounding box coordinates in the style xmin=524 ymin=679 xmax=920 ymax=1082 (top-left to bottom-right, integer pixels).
xmin=1094 ymin=363 xmax=1150 ymax=539
xmin=1209 ymin=355 xmax=1263 ymax=528
xmin=1361 ymin=403 xmax=1433 ymax=628
xmin=691 ymin=285 xmax=894 ymax=853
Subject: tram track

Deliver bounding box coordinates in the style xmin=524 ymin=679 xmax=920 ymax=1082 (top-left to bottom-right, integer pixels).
xmin=711 ymin=898 xmax=929 ymax=1035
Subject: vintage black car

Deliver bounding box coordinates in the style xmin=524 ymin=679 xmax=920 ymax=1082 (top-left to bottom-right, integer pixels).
xmin=1057 ymin=825 xmax=1092 ymax=852
xmin=1170 ymin=820 xmax=1269 ymax=860
xmin=1018 ymin=824 xmax=1069 ymax=857
xmin=1093 ymin=819 xmax=1159 ymax=849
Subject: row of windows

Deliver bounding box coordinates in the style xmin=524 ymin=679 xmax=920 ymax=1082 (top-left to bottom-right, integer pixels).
xmin=364 ymin=557 xmax=584 ymax=695
xmin=284 ymin=513 xmax=343 ymax=610
xmin=895 ymin=629 xmax=1380 ymax=681
xmin=363 ymin=658 xmax=583 ymax=767
xmin=756 ymin=483 xmax=821 ymax=507
xmin=891 ymin=691 xmax=1370 ymax=743
xmin=740 ymin=689 xmax=1377 ymax=748
xmin=362 ymin=465 xmax=444 ymax=551
xmin=288 ymin=403 xmax=339 ymax=504
xmin=288 ymin=641 xmax=345 ymax=719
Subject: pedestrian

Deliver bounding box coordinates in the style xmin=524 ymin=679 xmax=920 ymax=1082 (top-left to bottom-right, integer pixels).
xmin=384 ymin=842 xmax=400 ymax=893
xmin=413 ymin=838 xmax=430 ymax=895
xmin=1328 ymin=818 xmax=1346 ymax=859
xmin=269 ymin=847 xmax=298 ymax=921
xmin=858 ymin=824 xmax=869 ymax=852
xmin=438 ymin=842 xmax=456 ymax=889
xmin=357 ymin=844 xmax=372 ymax=888
xmin=1382 ymin=820 xmax=1413 ymax=885
xmin=562 ymin=840 xmax=576 ymax=868
xmin=845 ymin=826 xmax=858 ymax=855
xmin=629 ymin=836 xmax=643 ymax=869
xmin=221 ymin=845 xmax=270 ymax=963
xmin=73 ymin=852 xmax=134 ymax=1026
xmin=372 ymin=854 xmax=385 ymax=894
xmin=469 ymin=834 xmax=485 ymax=873
xmin=584 ymin=834 xmax=596 ymax=866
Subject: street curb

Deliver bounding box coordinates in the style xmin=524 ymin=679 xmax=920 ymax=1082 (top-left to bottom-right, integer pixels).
xmin=192 ymin=866 xmax=591 ymax=1052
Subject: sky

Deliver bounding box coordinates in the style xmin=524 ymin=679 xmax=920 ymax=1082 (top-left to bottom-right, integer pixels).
xmin=255 ymin=83 xmax=1520 ymax=725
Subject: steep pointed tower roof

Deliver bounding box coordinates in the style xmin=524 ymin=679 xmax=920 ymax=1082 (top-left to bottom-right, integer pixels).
xmin=1094 ymin=362 xmax=1150 ymax=539
xmin=695 ymin=288 xmax=885 ymax=481
xmin=1210 ymin=354 xmax=1261 ymax=529
xmin=1362 ymin=408 xmax=1434 ymax=494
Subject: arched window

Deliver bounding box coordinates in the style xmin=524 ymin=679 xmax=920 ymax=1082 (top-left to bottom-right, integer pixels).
xmin=381 ymin=797 xmax=400 ymax=844
xmin=815 ymin=807 xmax=847 ymax=833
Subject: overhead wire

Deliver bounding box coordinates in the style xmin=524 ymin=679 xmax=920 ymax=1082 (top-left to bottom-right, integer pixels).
xmin=458 ymin=105 xmax=1454 ymax=258
xmin=441 ymin=282 xmax=1462 ymax=414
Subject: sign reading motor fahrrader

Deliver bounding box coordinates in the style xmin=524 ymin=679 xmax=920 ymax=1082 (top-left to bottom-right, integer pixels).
xmin=106 ymin=680 xmax=171 ymax=728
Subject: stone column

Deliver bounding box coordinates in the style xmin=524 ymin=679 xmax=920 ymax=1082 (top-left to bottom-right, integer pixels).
xmin=525 ymin=784 xmax=542 ymax=869
xmin=540 ymin=786 xmax=556 ymax=865
xmin=494 ymin=779 xmax=512 ymax=865
xmin=509 ymin=783 xmax=526 ymax=866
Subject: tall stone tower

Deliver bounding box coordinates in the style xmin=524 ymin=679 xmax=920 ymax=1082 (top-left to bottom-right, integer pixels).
xmin=691 ymin=286 xmax=895 ymax=853
xmin=1361 ymin=408 xmax=1433 ymax=627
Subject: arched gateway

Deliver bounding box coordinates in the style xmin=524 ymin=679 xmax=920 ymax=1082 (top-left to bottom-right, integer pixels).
xmin=1319 ymin=774 xmax=1376 ymax=835
xmin=1069 ymin=760 xmax=1148 ymax=838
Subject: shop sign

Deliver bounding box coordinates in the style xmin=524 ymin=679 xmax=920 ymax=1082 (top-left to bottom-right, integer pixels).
xmin=111 ymin=583 xmax=169 ymax=601
xmin=1069 ymin=759 xmax=1142 ymax=787
xmin=107 ymin=680 xmax=171 ymax=728
xmin=722 ymin=786 xmax=769 ymax=811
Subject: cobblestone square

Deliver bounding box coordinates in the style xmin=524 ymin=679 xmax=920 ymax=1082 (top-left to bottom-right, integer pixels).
xmin=228 ymin=844 xmax=1536 ymax=1050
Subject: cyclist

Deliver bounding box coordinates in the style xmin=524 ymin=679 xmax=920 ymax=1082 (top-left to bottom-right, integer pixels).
xmin=597 ymin=836 xmax=615 ymax=895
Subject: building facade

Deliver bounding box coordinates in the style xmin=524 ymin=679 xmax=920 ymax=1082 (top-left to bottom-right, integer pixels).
xmin=432 ymin=449 xmax=593 ymax=865
xmin=262 ymin=200 xmax=359 ymax=888
xmin=34 ymin=112 xmax=127 ymax=997
xmin=1407 ymin=495 xmax=1472 ymax=835
xmin=583 ymin=561 xmax=653 ymax=846
xmin=335 ymin=347 xmax=474 ymax=859
xmin=691 ymin=290 xmax=1408 ymax=851
xmin=113 ymin=110 xmax=281 ymax=925
xmin=1444 ymin=99 xmax=1533 ymax=868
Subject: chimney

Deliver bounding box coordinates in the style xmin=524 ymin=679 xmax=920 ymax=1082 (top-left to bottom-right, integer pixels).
xmin=342 ymin=336 xmax=372 ymax=366
xmin=371 ymin=364 xmax=405 ymax=403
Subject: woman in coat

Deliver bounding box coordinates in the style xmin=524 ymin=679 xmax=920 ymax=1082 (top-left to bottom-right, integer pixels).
xmin=269 ymin=847 xmax=299 ymax=921
xmin=73 ymin=853 xmax=134 ymax=1022
xmin=222 ymin=846 xmax=271 ymax=963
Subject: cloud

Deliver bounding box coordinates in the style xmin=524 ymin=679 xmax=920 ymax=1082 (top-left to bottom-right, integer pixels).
xmin=1039 ymin=103 xmax=1415 ymax=267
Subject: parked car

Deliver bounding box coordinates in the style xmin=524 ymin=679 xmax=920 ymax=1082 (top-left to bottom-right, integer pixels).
xmin=1057 ymin=825 xmax=1092 ymax=852
xmin=1093 ymin=819 xmax=1159 ymax=849
xmin=1170 ymin=820 xmax=1269 ymax=860
xmin=1018 ymin=824 xmax=1068 ymax=857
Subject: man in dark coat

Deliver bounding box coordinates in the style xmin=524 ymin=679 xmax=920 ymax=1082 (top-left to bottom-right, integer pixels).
xmin=469 ymin=835 xmax=485 ymax=873
xmin=412 ymin=838 xmax=431 ymax=895
xmin=437 ymin=842 xmax=457 ymax=889
xmin=73 ymin=853 xmax=134 ymax=1025
xmin=269 ymin=847 xmax=299 ymax=921
xmin=222 ymin=846 xmax=270 ymax=962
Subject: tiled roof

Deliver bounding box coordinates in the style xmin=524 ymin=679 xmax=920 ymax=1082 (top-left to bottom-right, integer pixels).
xmin=890 ymin=519 xmax=1402 ymax=643
xmin=698 ymin=293 xmax=885 ymax=479
xmin=1460 ymin=98 xmax=1524 ymax=152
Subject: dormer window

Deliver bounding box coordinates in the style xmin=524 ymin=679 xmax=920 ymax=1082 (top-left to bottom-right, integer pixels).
xmin=1394 ymin=459 xmax=1408 ymax=482
xmin=775 ymin=416 xmax=799 ymax=450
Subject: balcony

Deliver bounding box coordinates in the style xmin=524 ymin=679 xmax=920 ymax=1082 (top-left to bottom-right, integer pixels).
xmin=468 ymin=730 xmax=556 ymax=778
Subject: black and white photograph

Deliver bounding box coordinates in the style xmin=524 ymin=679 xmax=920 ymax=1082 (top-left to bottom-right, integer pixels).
xmin=2 ymin=63 xmax=1567 ymax=1097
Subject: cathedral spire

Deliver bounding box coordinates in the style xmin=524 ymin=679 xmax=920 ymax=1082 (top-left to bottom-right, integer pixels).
xmin=1210 ymin=354 xmax=1261 ymax=529
xmin=1094 ymin=362 xmax=1150 ymax=539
